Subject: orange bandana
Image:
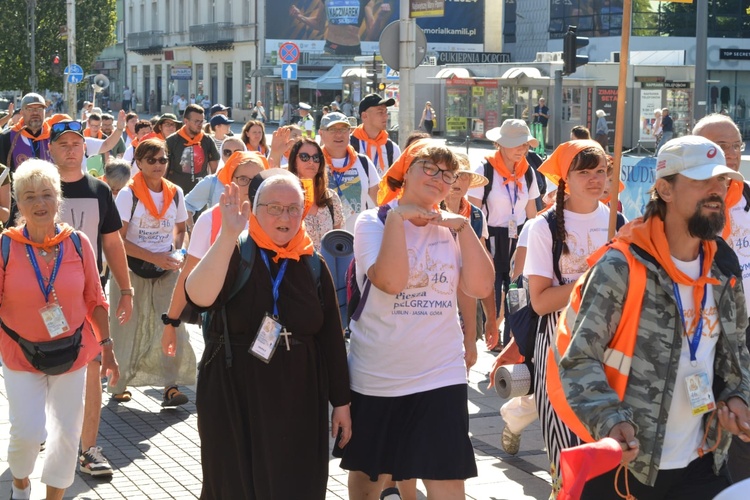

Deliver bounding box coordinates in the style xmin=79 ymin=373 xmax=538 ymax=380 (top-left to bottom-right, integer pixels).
xmin=486 ymin=151 xmax=530 ymax=193
xmin=352 ymin=126 xmax=389 ymax=172
xmin=538 ymin=140 xmax=604 ymax=187
xmin=248 ymin=212 xmax=314 ymax=263
xmin=12 ymin=118 xmax=51 ymax=141
xmin=323 ymin=145 xmax=358 ymax=174
xmin=723 ymin=180 xmax=744 ymax=239
xmin=458 ymin=197 xmax=472 ymax=218
xmin=125 ymin=128 xmax=136 ymax=142
xmin=606 ymin=216 xmax=719 ymax=336
xmin=377 ymin=139 xmax=431 ymax=206
xmin=128 ymin=172 xmax=178 ymax=220
xmin=3 ymin=223 xmax=75 ymax=253
xmin=217 ymin=151 xmax=269 ymax=186
xmin=177 ymin=127 xmax=204 ymax=147
xmin=83 ymin=128 xmax=103 ymax=139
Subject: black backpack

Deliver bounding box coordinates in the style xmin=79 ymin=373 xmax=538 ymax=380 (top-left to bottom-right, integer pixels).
xmin=481 ymin=160 xmax=540 ymax=210
xmin=507 ymin=209 xmax=626 ymax=359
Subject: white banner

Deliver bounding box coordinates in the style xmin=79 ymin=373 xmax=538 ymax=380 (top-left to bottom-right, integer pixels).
xmin=639 ymin=89 xmax=662 ymax=142
xmin=619 ymin=155 xmax=656 ymax=222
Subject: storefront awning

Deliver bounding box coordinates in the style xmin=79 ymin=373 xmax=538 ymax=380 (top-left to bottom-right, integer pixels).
xmin=500 ymin=67 xmax=545 ymax=80
xmin=299 ymin=63 xmax=346 ymax=91
xmin=435 ymin=67 xmax=473 ymax=79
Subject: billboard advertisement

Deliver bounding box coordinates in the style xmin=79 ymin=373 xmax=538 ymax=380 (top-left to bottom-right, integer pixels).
xmin=267 ymin=0 xmax=484 ymax=55
xmin=639 ymin=89 xmax=662 ymax=143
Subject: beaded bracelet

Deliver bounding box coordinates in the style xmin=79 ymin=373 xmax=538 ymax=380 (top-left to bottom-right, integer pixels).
xmin=454 ymin=217 xmax=469 ymax=234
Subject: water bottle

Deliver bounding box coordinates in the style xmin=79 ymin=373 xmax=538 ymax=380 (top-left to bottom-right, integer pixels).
xmin=171 ymin=248 xmax=187 ymax=265
xmin=506 ymin=282 xmax=527 ymax=314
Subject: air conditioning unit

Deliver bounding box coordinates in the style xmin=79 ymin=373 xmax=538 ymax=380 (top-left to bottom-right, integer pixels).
xmin=550 ymin=52 xmax=563 ymax=62
xmin=535 ymin=52 xmax=553 ymax=62
xmin=610 ymin=51 xmax=620 ymax=63
xmin=427 ymin=56 xmax=437 ymax=66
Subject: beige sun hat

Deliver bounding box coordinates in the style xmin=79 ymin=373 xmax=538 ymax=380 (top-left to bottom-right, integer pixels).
xmin=485 ymin=119 xmax=539 ymax=148
xmin=454 ymin=153 xmax=488 ymax=188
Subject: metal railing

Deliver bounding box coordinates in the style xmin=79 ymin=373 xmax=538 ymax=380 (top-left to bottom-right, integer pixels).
xmin=126 ymin=31 xmax=164 ymax=51
xmin=189 ymin=23 xmax=234 ymax=45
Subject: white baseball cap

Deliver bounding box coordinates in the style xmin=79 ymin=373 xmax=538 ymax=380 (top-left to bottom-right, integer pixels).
xmin=656 ymin=136 xmax=743 ymax=182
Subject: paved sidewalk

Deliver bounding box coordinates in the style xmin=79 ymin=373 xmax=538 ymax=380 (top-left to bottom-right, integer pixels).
xmin=0 ymin=325 xmax=551 ymax=499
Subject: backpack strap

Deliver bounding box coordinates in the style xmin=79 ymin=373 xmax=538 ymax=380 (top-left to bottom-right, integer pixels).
xmin=349 ymin=136 xmax=359 ymax=152
xmin=302 ymin=252 xmax=324 ymax=309
xmin=481 ymin=160 xmax=494 ymax=210
xmin=350 ymin=205 xmax=392 ymax=322
xmin=130 ymin=188 xmax=181 ymax=221
xmin=385 ymin=139 xmax=394 ymax=166
xmin=469 ymin=204 xmax=483 ymax=239
xmin=356 ymin=153 xmax=370 ymax=179
xmin=221 ymin=232 xmax=257 ymax=368
xmin=743 ymin=183 xmax=750 ymax=213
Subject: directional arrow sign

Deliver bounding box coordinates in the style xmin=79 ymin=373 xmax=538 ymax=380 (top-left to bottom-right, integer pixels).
xmin=282 ymin=63 xmax=297 ymax=80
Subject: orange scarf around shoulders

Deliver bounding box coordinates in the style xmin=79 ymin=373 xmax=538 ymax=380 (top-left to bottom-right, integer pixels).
xmin=248 ymin=212 xmax=314 ymax=263
xmin=84 ymin=128 xmax=103 ymax=139
xmin=723 ymin=180 xmax=744 ymax=239
xmin=3 ymin=223 xmax=75 ymax=253
xmin=12 ymin=118 xmax=51 ymax=141
xmin=486 ymin=151 xmax=529 ymax=193
xmin=610 ymin=216 xmax=719 ymax=336
xmin=128 ymin=172 xmax=178 ymax=220
xmin=352 ymin=126 xmax=388 ymax=172
xmin=177 ymin=127 xmax=204 ymax=147
xmin=323 ymin=145 xmax=358 ymax=174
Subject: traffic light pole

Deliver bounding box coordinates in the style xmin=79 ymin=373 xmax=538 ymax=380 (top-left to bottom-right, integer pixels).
xmin=65 ymin=0 xmax=76 ymax=117
xmin=553 ymin=70 xmax=563 ymax=148
xmin=28 ymin=0 xmax=38 ymax=92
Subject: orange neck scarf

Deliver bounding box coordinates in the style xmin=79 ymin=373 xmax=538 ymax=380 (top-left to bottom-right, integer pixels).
xmin=323 ymin=145 xmax=359 ymax=173
xmin=486 ymin=151 xmax=529 ymax=193
xmin=612 ymin=216 xmax=719 ymax=336
xmin=352 ymin=126 xmax=388 ymax=172
xmin=3 ymin=223 xmax=75 ymax=253
xmin=12 ymin=118 xmax=51 ymax=141
xmin=84 ymin=129 xmax=103 ymax=139
xmin=723 ymin=180 xmax=744 ymax=239
xmin=458 ymin=197 xmax=472 ymax=218
xmin=128 ymin=172 xmax=178 ymax=220
xmin=177 ymin=127 xmax=204 ymax=147
xmin=125 ymin=128 xmax=136 ymax=141
xmin=248 ymin=212 xmax=314 ymax=263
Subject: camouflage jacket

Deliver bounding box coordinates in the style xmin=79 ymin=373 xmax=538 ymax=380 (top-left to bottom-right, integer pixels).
xmin=558 ymin=237 xmax=750 ymax=486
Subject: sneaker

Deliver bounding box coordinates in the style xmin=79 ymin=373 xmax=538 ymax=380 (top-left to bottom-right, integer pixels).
xmin=380 ymin=487 xmax=402 ymax=500
xmin=79 ymin=446 xmax=113 ymax=477
xmin=502 ymin=426 xmax=522 ymax=455
xmin=162 ymin=386 xmax=188 ymax=407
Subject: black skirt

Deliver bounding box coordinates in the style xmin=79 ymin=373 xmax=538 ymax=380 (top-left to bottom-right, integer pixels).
xmin=334 ymin=384 xmax=477 ymax=482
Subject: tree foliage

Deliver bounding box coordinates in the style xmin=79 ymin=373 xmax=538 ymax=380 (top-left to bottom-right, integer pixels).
xmin=0 ymin=0 xmax=116 ymax=92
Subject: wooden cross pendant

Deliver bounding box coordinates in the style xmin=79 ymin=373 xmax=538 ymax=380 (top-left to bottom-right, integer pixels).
xmin=280 ymin=327 xmax=292 ymax=351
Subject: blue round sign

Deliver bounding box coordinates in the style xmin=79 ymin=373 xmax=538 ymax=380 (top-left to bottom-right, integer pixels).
xmin=64 ymin=64 xmax=84 ymax=84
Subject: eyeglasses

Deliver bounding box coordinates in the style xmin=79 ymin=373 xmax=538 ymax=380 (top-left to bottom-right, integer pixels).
xmin=223 ymin=149 xmax=241 ymax=157
xmin=325 ymin=127 xmax=350 ymax=135
xmin=419 ymin=161 xmax=458 ymax=184
xmin=233 ymin=175 xmax=251 ymax=186
xmin=144 ymin=157 xmax=169 ymax=165
xmin=717 ymin=142 xmax=746 ymax=153
xmin=50 ymin=121 xmax=83 ymax=136
xmin=298 ymin=152 xmax=322 ymax=163
xmin=257 ymin=203 xmax=303 ymax=217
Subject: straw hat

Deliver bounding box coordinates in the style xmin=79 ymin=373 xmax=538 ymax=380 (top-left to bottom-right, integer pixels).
xmin=454 ymin=153 xmax=488 ymax=188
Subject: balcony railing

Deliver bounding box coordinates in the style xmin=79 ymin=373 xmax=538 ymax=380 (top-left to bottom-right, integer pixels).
xmin=126 ymin=31 xmax=164 ymax=54
xmin=189 ymin=23 xmax=235 ymax=51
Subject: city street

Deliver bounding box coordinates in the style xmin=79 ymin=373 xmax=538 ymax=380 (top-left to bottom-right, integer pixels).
xmin=0 ymin=325 xmax=552 ymax=499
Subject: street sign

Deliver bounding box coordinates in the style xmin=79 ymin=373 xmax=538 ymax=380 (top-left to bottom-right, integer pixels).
xmin=64 ymin=64 xmax=84 ymax=84
xmin=385 ymin=65 xmax=399 ymax=81
xmin=281 ymin=63 xmax=298 ymax=80
xmin=379 ymin=21 xmax=427 ymax=71
xmin=279 ymin=42 xmax=300 ymax=64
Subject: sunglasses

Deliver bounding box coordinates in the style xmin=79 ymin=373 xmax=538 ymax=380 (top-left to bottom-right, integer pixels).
xmin=51 ymin=121 xmax=83 ymax=138
xmin=298 ymin=152 xmax=322 ymax=163
xmin=144 ymin=157 xmax=169 ymax=165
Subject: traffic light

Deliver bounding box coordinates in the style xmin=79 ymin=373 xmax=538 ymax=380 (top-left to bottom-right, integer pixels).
xmin=51 ymin=54 xmax=61 ymax=76
xmin=563 ymin=26 xmax=589 ymax=76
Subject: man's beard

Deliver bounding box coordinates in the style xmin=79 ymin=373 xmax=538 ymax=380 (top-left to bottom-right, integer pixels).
xmin=687 ymin=196 xmax=726 ymax=240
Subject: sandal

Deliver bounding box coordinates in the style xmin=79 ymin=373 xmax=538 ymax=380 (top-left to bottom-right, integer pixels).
xmin=162 ymin=386 xmax=188 ymax=407
xmin=112 ymin=390 xmax=132 ymax=402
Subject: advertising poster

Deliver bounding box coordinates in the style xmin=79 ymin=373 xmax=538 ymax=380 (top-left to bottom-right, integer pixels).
xmin=267 ymin=0 xmax=484 ymax=54
xmin=639 ymin=89 xmax=662 ymax=143
xmin=593 ymin=86 xmax=618 ymax=148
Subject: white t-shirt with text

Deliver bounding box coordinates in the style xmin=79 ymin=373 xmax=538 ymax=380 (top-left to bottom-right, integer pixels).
xmin=327 ymin=154 xmax=380 ymax=232
xmin=115 ymin=185 xmax=188 ymax=253
xmin=468 ymin=164 xmax=540 ymax=227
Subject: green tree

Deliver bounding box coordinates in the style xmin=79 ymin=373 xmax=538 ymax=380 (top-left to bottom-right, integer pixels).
xmin=0 ymin=0 xmax=116 ymax=92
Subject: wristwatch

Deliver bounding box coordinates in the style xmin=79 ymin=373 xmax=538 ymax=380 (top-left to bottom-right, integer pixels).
xmin=161 ymin=313 xmax=181 ymax=327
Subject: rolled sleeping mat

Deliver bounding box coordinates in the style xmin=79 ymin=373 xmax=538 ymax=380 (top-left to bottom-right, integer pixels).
xmin=494 ymin=363 xmax=532 ymax=399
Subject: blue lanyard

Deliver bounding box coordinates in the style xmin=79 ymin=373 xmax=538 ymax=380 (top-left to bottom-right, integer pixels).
xmin=672 ymin=249 xmax=707 ymax=362
xmin=331 ymin=154 xmax=350 ymax=197
xmin=25 ymin=226 xmax=64 ymax=303
xmin=360 ymin=139 xmax=379 ymax=168
xmin=260 ymin=250 xmax=289 ymax=318
xmin=504 ymin=180 xmax=518 ymax=215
